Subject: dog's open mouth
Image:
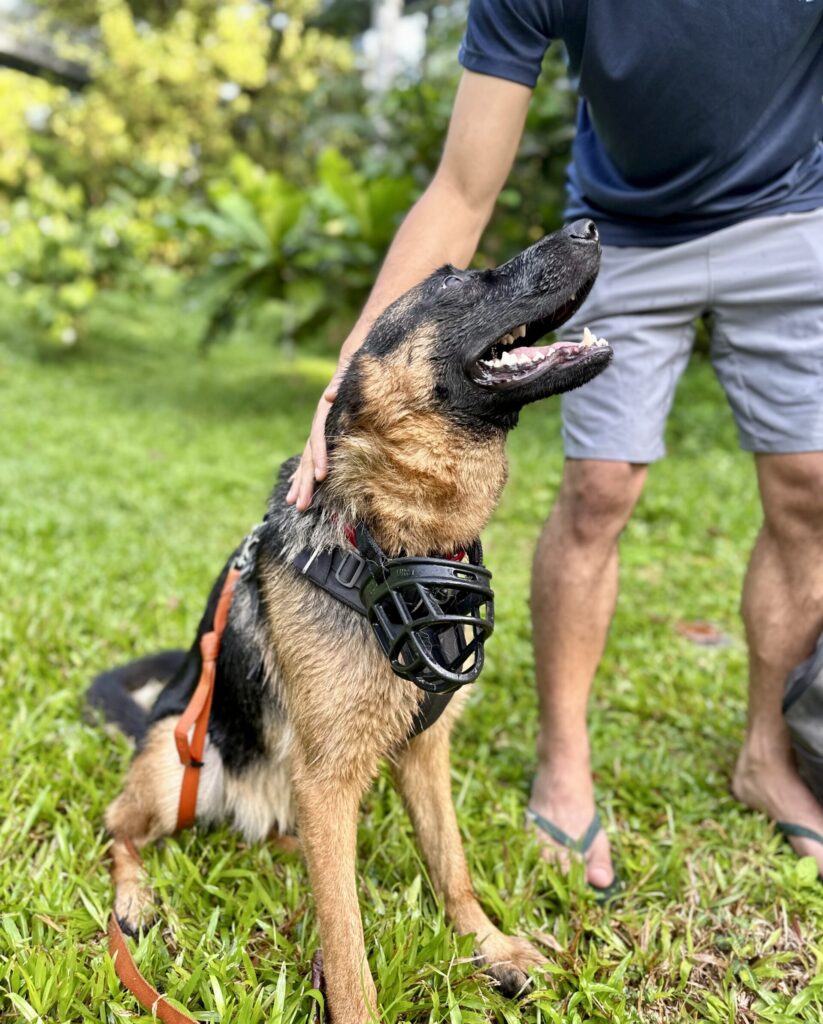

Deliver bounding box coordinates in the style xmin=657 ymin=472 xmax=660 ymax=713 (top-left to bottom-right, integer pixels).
xmin=468 ymin=323 xmax=610 ymax=390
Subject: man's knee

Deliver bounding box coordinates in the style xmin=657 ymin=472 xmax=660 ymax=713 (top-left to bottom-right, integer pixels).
xmin=554 ymin=459 xmax=647 ymax=546
xmin=757 ymin=453 xmax=823 ymax=544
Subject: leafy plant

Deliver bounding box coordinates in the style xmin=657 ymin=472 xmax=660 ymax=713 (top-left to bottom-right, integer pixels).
xmin=184 ymin=151 xmax=416 ymax=347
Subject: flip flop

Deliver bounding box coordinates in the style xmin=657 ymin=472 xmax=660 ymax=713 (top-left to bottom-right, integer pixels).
xmin=776 ymin=821 xmax=823 ymax=882
xmin=527 ymin=805 xmax=621 ymax=903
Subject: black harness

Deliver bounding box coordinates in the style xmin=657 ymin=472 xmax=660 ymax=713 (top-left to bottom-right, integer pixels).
xmin=292 ymin=522 xmax=495 ymax=738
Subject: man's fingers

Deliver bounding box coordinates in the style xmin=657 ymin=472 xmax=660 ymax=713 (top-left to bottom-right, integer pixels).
xmin=286 ymin=440 xmax=313 ymax=504
xmin=310 ymin=404 xmax=331 ymax=482
xmin=323 ymin=358 xmax=349 ymax=402
xmin=295 ymin=464 xmax=315 ymax=511
xmin=294 ymin=454 xmax=316 ymax=511
xmin=286 ymin=359 xmax=349 ymax=511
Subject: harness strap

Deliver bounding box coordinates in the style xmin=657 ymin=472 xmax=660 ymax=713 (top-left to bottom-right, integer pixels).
xmin=174 ymin=567 xmax=240 ymax=831
xmin=292 ymin=545 xmax=369 ymax=613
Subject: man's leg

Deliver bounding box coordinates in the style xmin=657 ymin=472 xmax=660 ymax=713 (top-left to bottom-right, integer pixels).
xmin=526 ymin=237 xmax=705 ymax=884
xmin=703 ymin=208 xmax=823 ymax=867
xmin=529 ymin=458 xmax=648 ymax=887
xmin=733 ymin=452 xmax=823 ymax=870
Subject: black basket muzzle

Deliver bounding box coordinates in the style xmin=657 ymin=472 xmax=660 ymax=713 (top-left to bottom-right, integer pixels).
xmin=357 ymin=526 xmax=494 ymax=694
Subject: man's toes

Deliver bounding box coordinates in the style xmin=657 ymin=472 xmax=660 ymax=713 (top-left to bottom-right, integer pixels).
xmin=786 ymin=835 xmax=823 ymax=873
xmin=587 ymin=862 xmax=614 ymax=888
xmin=581 ymin=830 xmax=614 ymax=888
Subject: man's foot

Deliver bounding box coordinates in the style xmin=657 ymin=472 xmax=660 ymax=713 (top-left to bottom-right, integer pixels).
xmin=529 ymin=760 xmax=615 ymax=889
xmin=732 ymin=743 xmax=823 ymax=875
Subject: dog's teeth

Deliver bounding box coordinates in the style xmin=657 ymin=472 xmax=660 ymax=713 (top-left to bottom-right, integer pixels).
xmin=596 ymin=336 xmax=609 ymax=347
xmin=501 ymin=333 xmax=514 ymax=346
xmin=570 ymin=292 xmax=576 ymax=301
xmin=514 ymin=324 xmax=526 ymax=338
xmin=500 ymin=351 xmax=515 ymax=365
xmin=582 ymin=326 xmax=596 ymax=348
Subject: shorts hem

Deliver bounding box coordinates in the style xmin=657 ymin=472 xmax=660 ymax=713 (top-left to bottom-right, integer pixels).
xmin=562 ymin=443 xmax=667 ymax=464
xmin=738 ymin=434 xmax=823 ymax=455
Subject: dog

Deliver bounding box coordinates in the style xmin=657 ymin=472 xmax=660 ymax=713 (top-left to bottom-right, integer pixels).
xmin=89 ymin=219 xmax=610 ymax=1023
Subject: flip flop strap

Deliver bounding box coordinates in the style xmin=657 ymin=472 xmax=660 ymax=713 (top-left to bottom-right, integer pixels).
xmin=777 ymin=821 xmax=823 ymax=847
xmin=527 ymin=807 xmax=602 ymax=854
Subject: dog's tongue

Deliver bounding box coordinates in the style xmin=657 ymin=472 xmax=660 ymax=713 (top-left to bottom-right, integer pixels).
xmin=511 ymin=328 xmax=610 ymax=364
xmin=510 ymin=345 xmax=545 ymax=362
xmin=510 ymin=340 xmax=583 ymax=363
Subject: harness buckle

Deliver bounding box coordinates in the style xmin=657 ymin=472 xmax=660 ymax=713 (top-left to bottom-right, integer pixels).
xmin=334 ymin=551 xmax=366 ymax=589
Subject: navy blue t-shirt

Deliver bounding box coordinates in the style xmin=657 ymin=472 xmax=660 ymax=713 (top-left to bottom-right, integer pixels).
xmin=459 ymin=0 xmax=823 ymax=245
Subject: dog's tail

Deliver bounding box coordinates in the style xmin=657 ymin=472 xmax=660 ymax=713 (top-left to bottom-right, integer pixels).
xmin=86 ymin=650 xmax=187 ymax=741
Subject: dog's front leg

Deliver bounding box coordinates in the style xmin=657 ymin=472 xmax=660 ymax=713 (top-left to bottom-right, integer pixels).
xmin=293 ymin=756 xmax=377 ymax=1024
xmin=392 ymin=724 xmax=547 ymax=997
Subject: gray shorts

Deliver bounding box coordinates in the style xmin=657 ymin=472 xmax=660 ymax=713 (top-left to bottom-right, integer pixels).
xmin=559 ymin=208 xmax=823 ymax=461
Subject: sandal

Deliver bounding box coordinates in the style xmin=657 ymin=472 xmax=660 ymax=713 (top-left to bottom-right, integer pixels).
xmin=527 ymin=806 xmax=621 ymax=902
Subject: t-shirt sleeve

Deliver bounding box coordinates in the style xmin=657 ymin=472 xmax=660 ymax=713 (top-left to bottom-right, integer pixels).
xmin=458 ymin=0 xmax=556 ymax=89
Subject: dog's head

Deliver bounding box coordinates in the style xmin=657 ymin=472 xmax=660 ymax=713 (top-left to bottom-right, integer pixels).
xmin=324 ymin=222 xmax=612 ymax=554
xmin=333 ymin=219 xmax=610 ymax=435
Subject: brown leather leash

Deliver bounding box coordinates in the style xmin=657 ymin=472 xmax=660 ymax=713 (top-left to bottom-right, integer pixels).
xmin=107 ymin=567 xmax=241 ymax=1021
xmin=108 ymin=914 xmax=198 ymax=1024
xmin=173 ymin=567 xmax=240 ymax=831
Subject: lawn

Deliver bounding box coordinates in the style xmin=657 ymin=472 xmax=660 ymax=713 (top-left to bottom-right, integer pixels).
xmin=1 ymin=291 xmax=822 ymax=1024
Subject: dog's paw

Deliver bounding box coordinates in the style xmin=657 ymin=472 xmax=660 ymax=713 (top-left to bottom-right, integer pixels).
xmin=477 ymin=934 xmax=548 ymax=998
xmin=113 ymin=886 xmax=157 ymax=938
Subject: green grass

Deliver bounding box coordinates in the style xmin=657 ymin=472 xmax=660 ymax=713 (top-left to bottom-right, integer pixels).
xmin=1 ymin=290 xmax=822 ymax=1024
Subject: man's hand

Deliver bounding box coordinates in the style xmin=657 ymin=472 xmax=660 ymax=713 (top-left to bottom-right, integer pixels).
xmin=286 ymin=360 xmax=349 ymax=511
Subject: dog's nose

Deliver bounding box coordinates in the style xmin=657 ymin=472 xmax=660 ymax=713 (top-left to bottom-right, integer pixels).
xmin=565 ymin=219 xmax=599 ymax=244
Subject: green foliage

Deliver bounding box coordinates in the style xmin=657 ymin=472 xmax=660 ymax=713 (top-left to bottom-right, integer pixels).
xmin=0 ymin=172 xmax=197 ymax=345
xmin=2 ymin=301 xmax=823 ymax=1021
xmin=184 ymin=150 xmax=416 ymax=346
xmin=0 ymin=0 xmax=575 ymax=348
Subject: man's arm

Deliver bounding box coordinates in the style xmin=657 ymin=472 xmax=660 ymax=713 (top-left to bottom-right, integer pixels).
xmin=286 ymin=70 xmax=532 ymax=510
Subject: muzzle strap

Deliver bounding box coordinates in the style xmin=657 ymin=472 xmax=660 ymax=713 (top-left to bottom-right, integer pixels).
xmin=292 ymin=545 xmax=370 ymax=613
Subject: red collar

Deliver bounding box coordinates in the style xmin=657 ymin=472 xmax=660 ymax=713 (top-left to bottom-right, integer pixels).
xmin=342 ymin=522 xmax=466 ymax=563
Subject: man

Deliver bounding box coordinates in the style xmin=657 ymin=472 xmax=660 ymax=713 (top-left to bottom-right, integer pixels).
xmin=287 ymin=1 xmax=823 ymax=887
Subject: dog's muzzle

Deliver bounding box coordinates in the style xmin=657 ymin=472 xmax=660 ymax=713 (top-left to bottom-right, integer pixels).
xmin=356 ymin=524 xmax=495 ymax=694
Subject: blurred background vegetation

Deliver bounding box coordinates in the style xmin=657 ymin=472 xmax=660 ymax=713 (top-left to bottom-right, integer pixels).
xmin=0 ymin=0 xmax=575 ymax=352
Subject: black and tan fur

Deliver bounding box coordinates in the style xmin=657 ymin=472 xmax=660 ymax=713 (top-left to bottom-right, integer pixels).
xmin=91 ymin=221 xmax=609 ymax=1023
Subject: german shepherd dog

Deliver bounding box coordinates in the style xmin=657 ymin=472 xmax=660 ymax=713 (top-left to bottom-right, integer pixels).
xmin=90 ymin=220 xmax=609 ymax=1023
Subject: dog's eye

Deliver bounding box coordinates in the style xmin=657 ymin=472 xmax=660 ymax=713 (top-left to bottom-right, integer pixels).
xmin=442 ymin=275 xmax=463 ymax=289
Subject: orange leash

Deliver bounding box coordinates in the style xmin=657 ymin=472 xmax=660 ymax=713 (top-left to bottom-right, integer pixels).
xmin=174 ymin=567 xmax=240 ymax=830
xmin=108 ymin=567 xmax=241 ymax=1021
xmin=108 ymin=914 xmax=198 ymax=1024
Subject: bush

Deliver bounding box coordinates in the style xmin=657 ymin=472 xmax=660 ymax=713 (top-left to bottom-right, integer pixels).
xmin=182 ymin=150 xmax=416 ymax=347
xmin=0 ymin=1 xmax=577 ymax=350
